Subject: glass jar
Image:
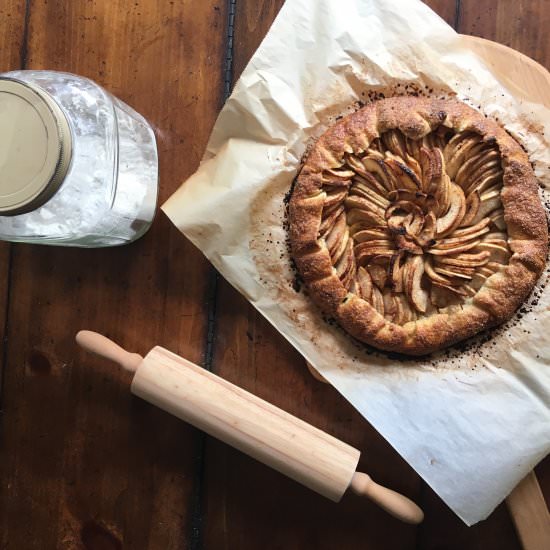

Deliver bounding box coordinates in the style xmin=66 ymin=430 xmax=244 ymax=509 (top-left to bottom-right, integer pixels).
xmin=0 ymin=70 xmax=158 ymax=247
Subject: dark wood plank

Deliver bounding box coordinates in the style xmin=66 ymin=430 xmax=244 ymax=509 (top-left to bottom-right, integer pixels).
xmin=459 ymin=0 xmax=550 ymax=67
xmin=0 ymin=1 xmax=27 ymax=394
xmin=0 ymin=0 xmax=26 ymax=70
xmin=0 ymin=1 xmax=227 ymax=548
xmin=232 ymin=0 xmax=286 ymax=81
xmin=423 ymin=0 xmax=458 ymax=27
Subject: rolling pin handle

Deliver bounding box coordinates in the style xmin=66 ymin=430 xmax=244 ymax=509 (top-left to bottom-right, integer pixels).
xmin=349 ymin=472 xmax=424 ymax=525
xmin=76 ymin=330 xmax=143 ymax=373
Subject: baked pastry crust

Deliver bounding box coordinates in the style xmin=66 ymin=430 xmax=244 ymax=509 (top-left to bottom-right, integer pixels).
xmin=289 ymin=97 xmax=548 ymax=355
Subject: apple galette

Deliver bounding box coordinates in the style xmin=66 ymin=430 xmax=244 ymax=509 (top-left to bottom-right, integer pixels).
xmin=289 ymin=97 xmax=548 ymax=355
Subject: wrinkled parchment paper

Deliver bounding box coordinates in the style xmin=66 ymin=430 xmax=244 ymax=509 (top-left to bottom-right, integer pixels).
xmin=163 ymin=0 xmax=550 ymax=525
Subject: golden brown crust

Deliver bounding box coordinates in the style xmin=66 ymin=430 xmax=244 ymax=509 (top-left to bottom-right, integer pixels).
xmin=289 ymin=97 xmax=548 ymax=356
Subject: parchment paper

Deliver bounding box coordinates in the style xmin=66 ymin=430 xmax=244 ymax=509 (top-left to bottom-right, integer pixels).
xmin=163 ymin=0 xmax=550 ymax=525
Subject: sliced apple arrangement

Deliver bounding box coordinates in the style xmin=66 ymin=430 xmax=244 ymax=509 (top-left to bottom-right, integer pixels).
xmin=319 ymin=128 xmax=510 ymax=324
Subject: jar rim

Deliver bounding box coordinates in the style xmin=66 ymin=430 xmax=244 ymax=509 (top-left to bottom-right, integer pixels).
xmin=0 ymin=76 xmax=73 ymax=215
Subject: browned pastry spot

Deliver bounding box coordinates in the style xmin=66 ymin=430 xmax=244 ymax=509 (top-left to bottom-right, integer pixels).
xmin=289 ymin=97 xmax=548 ymax=356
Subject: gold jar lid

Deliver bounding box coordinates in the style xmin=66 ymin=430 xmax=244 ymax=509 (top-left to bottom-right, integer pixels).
xmin=0 ymin=77 xmax=72 ymax=215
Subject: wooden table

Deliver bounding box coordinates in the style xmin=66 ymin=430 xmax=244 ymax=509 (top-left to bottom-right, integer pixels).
xmin=0 ymin=1 xmax=548 ymax=548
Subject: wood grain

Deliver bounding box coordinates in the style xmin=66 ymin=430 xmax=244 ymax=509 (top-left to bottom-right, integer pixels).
xmin=0 ymin=0 xmax=26 ymax=71
xmin=0 ymin=0 xmax=26 ymax=396
xmin=459 ymin=0 xmax=550 ymax=68
xmin=0 ymin=1 xmax=227 ymax=548
xmin=423 ymin=0 xmax=458 ymax=27
xmin=232 ymin=0 xmax=286 ymax=81
xmin=507 ymin=471 xmax=550 ymax=550
xmin=0 ymin=0 xmax=548 ymax=548
xmin=133 ymin=346 xmax=361 ymax=502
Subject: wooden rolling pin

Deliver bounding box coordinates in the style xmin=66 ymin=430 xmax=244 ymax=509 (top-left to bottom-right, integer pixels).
xmin=76 ymin=330 xmax=423 ymax=524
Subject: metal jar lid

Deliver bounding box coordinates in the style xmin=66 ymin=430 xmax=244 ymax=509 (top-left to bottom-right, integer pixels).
xmin=0 ymin=77 xmax=72 ymax=215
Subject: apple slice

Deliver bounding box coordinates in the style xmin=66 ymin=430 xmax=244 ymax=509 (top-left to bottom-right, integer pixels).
xmin=356 ymin=249 xmax=395 ymax=266
xmin=393 ymin=293 xmax=417 ymax=324
xmin=425 ymin=258 xmax=455 ymax=285
xmin=464 ymin=167 xmax=503 ymax=196
xmin=395 ymin=234 xmax=424 ymax=255
xmin=367 ymin=260 xmax=390 ymax=289
xmin=470 ymin=271 xmax=488 ymax=290
xmin=352 ymin=172 xmax=389 ymax=197
xmin=469 ymin=187 xmax=502 ymax=226
xmin=430 ymin=283 xmax=464 ymax=308
xmin=351 ymin=182 xmax=390 ymax=208
xmin=449 ymin=217 xmax=492 ymax=238
xmin=420 ymin=147 xmax=435 ymax=191
xmin=341 ymin=237 xmax=358 ymax=287
xmin=461 ymin=284 xmax=477 ymax=297
xmin=387 ymin=188 xmax=427 ymax=203
xmin=346 ymin=154 xmax=371 ymax=178
xmin=348 ymin=218 xmax=382 ymax=235
xmin=406 ymin=156 xmax=423 ymax=181
xmin=353 ymin=227 xmax=391 ymax=242
xmin=370 ymin=286 xmax=385 ymax=316
xmin=459 ymin=155 xmax=501 ymax=192
xmin=483 ymin=231 xmax=507 ymax=242
xmin=401 ymin=294 xmax=418 ymax=323
xmin=319 ymin=205 xmax=345 ymax=237
xmin=489 ymin=209 xmax=506 ymax=230
xmin=404 ymin=255 xmax=428 ymax=313
xmin=434 ymin=172 xmax=452 ymax=216
xmin=435 ymin=183 xmax=466 ymax=237
xmin=323 ymin=188 xmax=348 ymax=209
xmin=385 ymin=158 xmax=422 ymax=191
xmin=340 ymin=257 xmax=357 ymax=290
xmin=382 ymin=130 xmax=408 ymax=159
xmin=414 ymin=211 xmax=437 ymax=248
xmin=437 ymin=250 xmax=491 ymax=268
xmin=482 ymin=238 xmax=508 ymax=249
xmin=428 ymin=239 xmax=482 ymax=256
xmin=459 ymin=190 xmax=480 ymax=228
xmin=428 ymin=148 xmax=444 ymax=188
xmin=433 ymin=265 xmax=473 ymax=280
xmin=403 ymin=210 xmax=425 ymax=237
xmin=325 ymin=213 xmax=347 ymax=256
xmin=366 ymin=146 xmax=385 ymax=159
xmin=388 ymin=253 xmax=404 ymax=293
xmin=323 ymin=168 xmax=355 ymax=186
xmin=474 ymin=242 xmax=511 ymax=264
xmin=393 ymin=293 xmax=406 ymax=324
xmin=444 ymin=133 xmax=481 ymax=178
xmin=383 ymin=290 xmax=397 ymax=321
xmin=454 ymin=145 xmax=497 ymax=187
xmin=335 ymin=238 xmax=354 ymax=278
xmin=330 ymin=227 xmax=350 ymax=264
xmin=345 ymin=194 xmax=387 ymax=218
xmin=405 ymin=137 xmax=421 ymax=161
xmin=362 ymin=155 xmax=396 ymax=191
xmin=356 ymin=266 xmax=373 ymax=301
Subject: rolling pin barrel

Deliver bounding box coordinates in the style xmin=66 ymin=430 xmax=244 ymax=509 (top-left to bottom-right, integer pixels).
xmin=76 ymin=331 xmax=423 ymax=524
xmin=132 ymin=346 xmax=359 ymax=501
